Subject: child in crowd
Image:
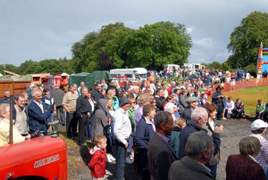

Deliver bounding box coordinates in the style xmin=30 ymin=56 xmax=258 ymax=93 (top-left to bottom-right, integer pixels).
xmin=256 ymin=99 xmax=265 ymax=119
xmin=88 ymin=135 xmax=107 ymax=180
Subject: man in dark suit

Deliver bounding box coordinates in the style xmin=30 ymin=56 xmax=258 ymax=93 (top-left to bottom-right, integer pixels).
xmin=148 ymin=111 xmax=176 ymax=180
xmin=179 ymin=107 xmax=209 ymax=159
xmin=76 ymin=87 xmax=95 ymax=144
xmin=169 ymin=131 xmax=214 ymax=180
xmin=28 ymin=88 xmax=52 ymax=135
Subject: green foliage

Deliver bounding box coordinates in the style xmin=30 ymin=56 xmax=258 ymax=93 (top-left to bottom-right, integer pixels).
xmin=72 ymin=21 xmax=192 ymax=71
xmin=244 ymin=63 xmax=257 ymax=76
xmin=206 ymin=61 xmax=231 ymax=71
xmin=0 ymin=58 xmax=74 ymax=75
xmin=227 ymin=11 xmax=268 ymax=68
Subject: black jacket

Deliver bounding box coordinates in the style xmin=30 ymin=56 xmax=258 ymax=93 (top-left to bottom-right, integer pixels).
xmin=148 ymin=133 xmax=176 ymax=180
xmin=76 ymin=95 xmax=94 ymax=117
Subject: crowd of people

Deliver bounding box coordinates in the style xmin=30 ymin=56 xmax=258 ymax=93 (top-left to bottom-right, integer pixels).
xmin=1 ymin=68 xmax=268 ymax=180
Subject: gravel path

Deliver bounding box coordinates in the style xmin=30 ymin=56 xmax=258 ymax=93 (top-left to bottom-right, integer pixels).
xmin=67 ymin=118 xmax=252 ymax=180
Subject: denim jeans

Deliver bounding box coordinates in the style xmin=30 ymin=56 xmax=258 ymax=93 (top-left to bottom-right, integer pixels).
xmin=115 ymin=140 xmax=127 ymax=180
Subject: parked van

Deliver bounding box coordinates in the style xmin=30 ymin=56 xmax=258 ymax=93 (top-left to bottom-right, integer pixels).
xmin=110 ymin=68 xmax=147 ymax=81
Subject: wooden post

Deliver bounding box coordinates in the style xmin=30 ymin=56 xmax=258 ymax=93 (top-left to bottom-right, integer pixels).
xmin=8 ymin=82 xmax=13 ymax=144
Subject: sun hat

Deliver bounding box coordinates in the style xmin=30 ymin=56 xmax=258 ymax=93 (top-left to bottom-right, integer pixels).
xmin=250 ymin=119 xmax=268 ymax=131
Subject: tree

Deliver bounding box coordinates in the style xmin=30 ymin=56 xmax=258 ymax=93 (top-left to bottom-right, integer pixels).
xmin=72 ymin=21 xmax=192 ymax=71
xmin=119 ymin=22 xmax=192 ymax=70
xmin=72 ymin=23 xmax=133 ymax=72
xmin=227 ymin=11 xmax=268 ymax=68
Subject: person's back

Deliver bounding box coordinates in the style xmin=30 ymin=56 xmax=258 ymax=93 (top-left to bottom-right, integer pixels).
xmin=169 ymin=156 xmax=212 ymax=180
xmin=226 ymin=154 xmax=265 ymax=180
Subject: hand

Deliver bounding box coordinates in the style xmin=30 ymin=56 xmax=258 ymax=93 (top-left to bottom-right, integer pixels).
xmin=214 ymin=125 xmax=224 ymax=133
xmin=25 ymin=134 xmax=31 ymax=140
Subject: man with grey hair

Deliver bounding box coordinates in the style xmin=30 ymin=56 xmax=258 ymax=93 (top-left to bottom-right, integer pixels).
xmin=169 ymin=131 xmax=214 ymax=180
xmin=28 ymin=88 xmax=52 ymax=135
xmin=179 ymin=107 xmax=209 ymax=159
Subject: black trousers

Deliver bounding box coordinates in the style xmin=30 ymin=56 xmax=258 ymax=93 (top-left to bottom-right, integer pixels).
xmin=78 ymin=114 xmax=89 ymax=144
xmin=134 ymin=148 xmax=150 ymax=180
xmin=66 ymin=112 xmax=78 ymax=138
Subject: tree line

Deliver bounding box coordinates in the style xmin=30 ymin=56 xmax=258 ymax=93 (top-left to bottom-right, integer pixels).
xmin=1 ymin=11 xmax=268 ymax=76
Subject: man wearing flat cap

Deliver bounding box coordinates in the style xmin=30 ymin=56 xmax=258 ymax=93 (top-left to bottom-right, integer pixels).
xmin=114 ymin=96 xmax=132 ymax=180
xmin=181 ymin=96 xmax=199 ymax=123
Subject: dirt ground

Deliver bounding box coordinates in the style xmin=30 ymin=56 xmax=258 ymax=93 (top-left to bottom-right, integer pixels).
xmin=66 ymin=118 xmax=252 ymax=180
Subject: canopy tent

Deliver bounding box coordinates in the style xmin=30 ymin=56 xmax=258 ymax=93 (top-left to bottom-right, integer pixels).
xmin=69 ymin=71 xmax=111 ymax=88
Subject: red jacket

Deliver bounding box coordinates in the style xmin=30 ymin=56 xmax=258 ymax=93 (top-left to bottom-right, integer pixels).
xmin=88 ymin=148 xmax=107 ymax=178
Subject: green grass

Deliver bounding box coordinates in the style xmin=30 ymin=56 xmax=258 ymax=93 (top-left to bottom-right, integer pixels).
xmin=224 ymin=86 xmax=268 ymax=116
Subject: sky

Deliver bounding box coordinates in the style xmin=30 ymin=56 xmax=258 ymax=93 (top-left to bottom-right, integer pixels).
xmin=1 ymin=0 xmax=268 ymax=66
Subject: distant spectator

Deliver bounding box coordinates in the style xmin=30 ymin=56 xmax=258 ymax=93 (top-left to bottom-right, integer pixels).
xmin=169 ymin=131 xmax=214 ymax=180
xmin=91 ymin=82 xmax=104 ymax=102
xmin=181 ymin=96 xmax=199 ymax=123
xmin=226 ymin=136 xmax=265 ymax=180
xmin=77 ymin=81 xmax=86 ymax=96
xmin=212 ymin=86 xmax=225 ymax=120
xmin=148 ymin=111 xmax=176 ymax=180
xmin=232 ymin=98 xmax=245 ymax=119
xmin=224 ymin=97 xmax=235 ymax=119
xmin=256 ymin=99 xmax=265 ymax=119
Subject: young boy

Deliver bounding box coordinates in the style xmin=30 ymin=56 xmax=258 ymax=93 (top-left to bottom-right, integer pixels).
xmin=88 ymin=135 xmax=107 ymax=180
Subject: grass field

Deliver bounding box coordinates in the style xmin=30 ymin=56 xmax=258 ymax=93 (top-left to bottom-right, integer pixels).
xmin=223 ymin=86 xmax=268 ymax=116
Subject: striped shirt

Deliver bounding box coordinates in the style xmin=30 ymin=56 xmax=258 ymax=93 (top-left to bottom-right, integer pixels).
xmin=251 ymin=134 xmax=268 ymax=171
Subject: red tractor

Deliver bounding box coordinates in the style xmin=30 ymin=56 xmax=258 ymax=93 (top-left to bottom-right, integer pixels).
xmin=0 ymin=136 xmax=67 ymax=180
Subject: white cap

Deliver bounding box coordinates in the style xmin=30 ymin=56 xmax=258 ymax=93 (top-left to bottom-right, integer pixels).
xmin=250 ymin=119 xmax=268 ymax=131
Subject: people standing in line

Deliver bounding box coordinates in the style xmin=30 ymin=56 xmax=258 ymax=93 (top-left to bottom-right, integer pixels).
xmin=226 ymin=136 xmax=266 ymax=180
xmin=148 ymin=111 xmax=176 ymax=180
xmin=51 ymin=84 xmax=65 ymax=125
xmin=76 ymin=87 xmax=94 ymax=144
xmin=62 ymin=84 xmax=78 ymax=139
xmin=113 ymin=97 xmax=132 ymax=180
xmin=250 ymin=119 xmax=268 ymax=177
xmin=169 ymin=131 xmax=214 ymax=180
xmin=88 ymin=135 xmax=107 ymax=180
xmin=135 ymin=104 xmax=156 ymax=180
xmin=13 ymin=95 xmax=29 ymax=136
xmin=28 ymin=88 xmax=52 ymax=135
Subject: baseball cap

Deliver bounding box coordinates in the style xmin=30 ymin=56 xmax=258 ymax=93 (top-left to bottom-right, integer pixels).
xmin=250 ymin=119 xmax=268 ymax=131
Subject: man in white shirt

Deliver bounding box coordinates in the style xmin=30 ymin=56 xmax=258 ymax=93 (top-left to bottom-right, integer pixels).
xmin=114 ymin=97 xmax=131 ymax=180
